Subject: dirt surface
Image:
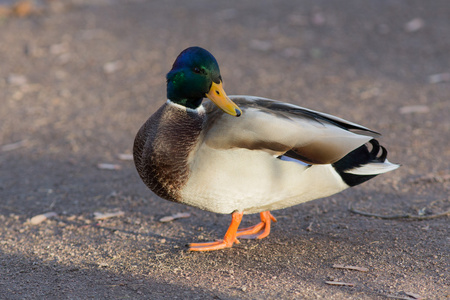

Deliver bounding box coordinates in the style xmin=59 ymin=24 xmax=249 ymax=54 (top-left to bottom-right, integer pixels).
xmin=1 ymin=1 xmax=449 ymax=299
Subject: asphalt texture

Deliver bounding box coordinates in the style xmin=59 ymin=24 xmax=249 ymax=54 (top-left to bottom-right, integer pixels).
xmin=0 ymin=1 xmax=449 ymax=299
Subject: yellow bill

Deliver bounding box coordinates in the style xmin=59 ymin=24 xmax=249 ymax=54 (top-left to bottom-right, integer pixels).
xmin=206 ymin=81 xmax=242 ymax=117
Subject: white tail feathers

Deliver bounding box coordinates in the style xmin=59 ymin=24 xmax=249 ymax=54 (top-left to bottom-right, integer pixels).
xmin=344 ymin=159 xmax=400 ymax=175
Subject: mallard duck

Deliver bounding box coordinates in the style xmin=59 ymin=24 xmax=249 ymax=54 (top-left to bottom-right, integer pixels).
xmin=133 ymin=47 xmax=399 ymax=251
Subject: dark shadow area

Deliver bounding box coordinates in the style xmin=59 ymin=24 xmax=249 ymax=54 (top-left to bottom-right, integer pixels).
xmin=0 ymin=251 xmax=224 ymax=300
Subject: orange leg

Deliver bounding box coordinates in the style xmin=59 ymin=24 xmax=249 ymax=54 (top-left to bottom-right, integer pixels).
xmin=236 ymin=211 xmax=277 ymax=239
xmin=189 ymin=211 xmax=243 ymax=251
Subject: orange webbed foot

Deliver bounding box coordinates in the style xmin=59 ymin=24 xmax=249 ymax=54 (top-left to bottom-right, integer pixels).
xmin=188 ymin=211 xmax=243 ymax=252
xmin=236 ymin=211 xmax=276 ymax=240
xmin=188 ymin=238 xmax=240 ymax=251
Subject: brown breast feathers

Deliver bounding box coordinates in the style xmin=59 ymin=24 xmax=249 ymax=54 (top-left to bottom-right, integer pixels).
xmin=133 ymin=103 xmax=204 ymax=201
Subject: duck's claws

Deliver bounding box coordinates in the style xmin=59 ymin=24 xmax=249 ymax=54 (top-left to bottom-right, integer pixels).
xmin=236 ymin=211 xmax=276 ymax=239
xmin=188 ymin=211 xmax=276 ymax=251
xmin=188 ymin=211 xmax=243 ymax=252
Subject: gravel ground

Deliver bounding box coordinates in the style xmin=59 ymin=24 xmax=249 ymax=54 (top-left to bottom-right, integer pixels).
xmin=0 ymin=1 xmax=449 ymax=299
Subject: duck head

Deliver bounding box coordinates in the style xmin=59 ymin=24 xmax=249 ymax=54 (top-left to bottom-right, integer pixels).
xmin=166 ymin=47 xmax=242 ymax=117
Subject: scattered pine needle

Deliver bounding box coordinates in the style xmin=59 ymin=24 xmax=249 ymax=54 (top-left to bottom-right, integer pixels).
xmin=325 ymin=280 xmax=354 ymax=287
xmin=332 ymin=264 xmax=369 ymax=272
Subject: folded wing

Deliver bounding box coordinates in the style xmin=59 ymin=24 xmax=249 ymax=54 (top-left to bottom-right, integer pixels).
xmin=203 ymin=96 xmax=379 ymax=164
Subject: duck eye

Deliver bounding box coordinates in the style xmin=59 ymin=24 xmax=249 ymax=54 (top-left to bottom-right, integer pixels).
xmin=193 ymin=67 xmax=202 ymax=74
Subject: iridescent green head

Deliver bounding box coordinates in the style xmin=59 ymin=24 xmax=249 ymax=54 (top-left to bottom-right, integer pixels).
xmin=166 ymin=47 xmax=241 ymax=116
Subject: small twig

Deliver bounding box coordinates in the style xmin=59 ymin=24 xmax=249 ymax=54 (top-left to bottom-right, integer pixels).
xmin=405 ymin=292 xmax=423 ymax=299
xmin=325 ymin=281 xmax=354 ymax=287
xmin=383 ymin=293 xmax=423 ymax=300
xmin=348 ymin=204 xmax=450 ymax=220
xmin=1 ymin=139 xmax=28 ymax=152
xmin=332 ymin=264 xmax=369 ymax=272
xmin=383 ymin=295 xmax=414 ymax=300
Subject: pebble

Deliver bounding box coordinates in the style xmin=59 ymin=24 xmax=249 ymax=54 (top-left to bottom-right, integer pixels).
xmin=249 ymin=40 xmax=272 ymax=52
xmin=404 ymin=18 xmax=425 ymax=32
xmin=103 ymin=61 xmax=123 ymax=74
xmin=7 ymin=74 xmax=27 ymax=86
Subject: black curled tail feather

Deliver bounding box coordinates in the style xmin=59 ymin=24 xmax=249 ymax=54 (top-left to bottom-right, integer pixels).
xmin=332 ymin=139 xmax=391 ymax=187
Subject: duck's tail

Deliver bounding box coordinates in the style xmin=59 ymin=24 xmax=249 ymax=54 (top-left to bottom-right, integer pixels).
xmin=332 ymin=139 xmax=400 ymax=187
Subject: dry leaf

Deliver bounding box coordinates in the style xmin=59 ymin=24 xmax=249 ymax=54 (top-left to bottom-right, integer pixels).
xmin=332 ymin=264 xmax=369 ymax=272
xmin=94 ymin=211 xmax=125 ymax=220
xmin=30 ymin=212 xmax=58 ymax=225
xmin=159 ymin=212 xmax=191 ymax=223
